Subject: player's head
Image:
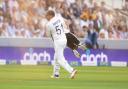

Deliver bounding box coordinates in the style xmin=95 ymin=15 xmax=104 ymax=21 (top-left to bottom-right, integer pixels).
xmin=45 ymin=10 xmax=55 ymax=21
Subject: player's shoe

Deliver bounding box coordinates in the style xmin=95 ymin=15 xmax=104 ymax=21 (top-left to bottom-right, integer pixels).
xmin=51 ymin=74 xmax=59 ymax=79
xmin=78 ymin=43 xmax=87 ymax=51
xmin=70 ymin=69 xmax=77 ymax=79
xmin=73 ymin=50 xmax=80 ymax=58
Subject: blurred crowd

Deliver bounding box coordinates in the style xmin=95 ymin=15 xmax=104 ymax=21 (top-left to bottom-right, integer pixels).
xmin=0 ymin=0 xmax=128 ymax=39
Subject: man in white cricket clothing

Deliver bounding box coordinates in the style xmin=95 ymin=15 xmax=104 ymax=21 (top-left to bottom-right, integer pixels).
xmin=45 ymin=10 xmax=77 ymax=79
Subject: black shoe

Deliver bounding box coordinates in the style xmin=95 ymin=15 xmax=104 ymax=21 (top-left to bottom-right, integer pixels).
xmin=51 ymin=74 xmax=59 ymax=78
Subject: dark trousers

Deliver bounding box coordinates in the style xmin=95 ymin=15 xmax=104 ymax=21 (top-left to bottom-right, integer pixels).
xmin=66 ymin=33 xmax=80 ymax=50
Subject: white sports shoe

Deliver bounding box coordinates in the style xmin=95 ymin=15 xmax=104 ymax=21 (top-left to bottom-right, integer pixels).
xmin=73 ymin=50 xmax=80 ymax=58
xmin=78 ymin=43 xmax=87 ymax=51
xmin=70 ymin=69 xmax=77 ymax=79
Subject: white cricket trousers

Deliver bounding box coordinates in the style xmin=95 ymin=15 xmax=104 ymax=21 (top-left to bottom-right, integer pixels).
xmin=53 ymin=39 xmax=73 ymax=75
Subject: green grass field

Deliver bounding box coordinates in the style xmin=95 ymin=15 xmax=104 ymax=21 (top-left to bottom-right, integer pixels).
xmin=0 ymin=65 xmax=128 ymax=89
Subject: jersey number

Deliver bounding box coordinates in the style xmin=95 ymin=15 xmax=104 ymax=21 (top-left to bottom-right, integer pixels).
xmin=55 ymin=24 xmax=64 ymax=35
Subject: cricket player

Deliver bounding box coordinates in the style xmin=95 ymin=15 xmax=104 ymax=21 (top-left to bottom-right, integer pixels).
xmin=57 ymin=13 xmax=87 ymax=58
xmin=45 ymin=10 xmax=77 ymax=79
xmin=65 ymin=32 xmax=87 ymax=58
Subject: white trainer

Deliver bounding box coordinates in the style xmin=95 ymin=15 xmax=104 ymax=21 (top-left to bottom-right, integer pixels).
xmin=70 ymin=69 xmax=77 ymax=79
xmin=78 ymin=43 xmax=87 ymax=51
xmin=73 ymin=50 xmax=80 ymax=58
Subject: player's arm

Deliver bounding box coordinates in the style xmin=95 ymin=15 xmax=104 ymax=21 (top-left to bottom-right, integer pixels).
xmin=45 ymin=23 xmax=52 ymax=37
xmin=59 ymin=15 xmax=70 ymax=33
xmin=63 ymin=18 xmax=72 ymax=32
xmin=63 ymin=19 xmax=70 ymax=29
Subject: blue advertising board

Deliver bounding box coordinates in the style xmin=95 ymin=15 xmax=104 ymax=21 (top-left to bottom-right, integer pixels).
xmin=0 ymin=47 xmax=128 ymax=66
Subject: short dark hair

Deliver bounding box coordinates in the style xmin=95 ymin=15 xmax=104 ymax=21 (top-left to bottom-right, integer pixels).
xmin=46 ymin=10 xmax=55 ymax=17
